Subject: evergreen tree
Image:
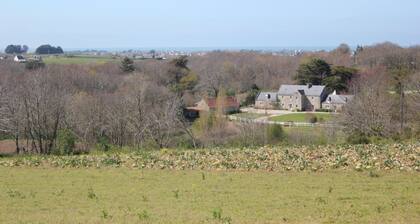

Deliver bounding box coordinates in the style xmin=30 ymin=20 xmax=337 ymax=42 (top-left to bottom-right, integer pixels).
xmin=294 ymin=58 xmax=331 ymax=85
xmin=323 ymin=66 xmax=357 ymax=92
xmin=167 ymin=56 xmax=197 ymax=95
xmin=120 ymin=57 xmax=135 ymax=73
xmin=295 ymin=58 xmax=356 ymax=93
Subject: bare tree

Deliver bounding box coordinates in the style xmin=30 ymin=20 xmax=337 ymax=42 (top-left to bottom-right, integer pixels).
xmin=19 ymin=68 xmax=72 ymax=154
xmin=340 ymin=74 xmax=396 ymax=137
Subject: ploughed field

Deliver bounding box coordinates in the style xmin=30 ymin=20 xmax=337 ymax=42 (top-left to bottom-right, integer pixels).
xmin=0 ymin=143 xmax=419 ymax=223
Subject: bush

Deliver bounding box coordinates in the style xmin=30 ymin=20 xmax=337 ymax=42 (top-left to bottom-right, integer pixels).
xmin=120 ymin=57 xmax=135 ymax=73
xmin=267 ymin=124 xmax=285 ymax=143
xmin=309 ymin=116 xmax=318 ymax=123
xmin=97 ymin=136 xmax=111 ymax=151
xmin=56 ymin=129 xmax=76 ymax=155
xmin=226 ymin=88 xmax=236 ymax=97
xmin=25 ymin=60 xmax=45 ymax=70
xmin=346 ymin=132 xmax=370 ymax=144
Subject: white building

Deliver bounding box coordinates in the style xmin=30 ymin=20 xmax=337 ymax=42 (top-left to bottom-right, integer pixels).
xmin=14 ymin=55 xmax=26 ymax=63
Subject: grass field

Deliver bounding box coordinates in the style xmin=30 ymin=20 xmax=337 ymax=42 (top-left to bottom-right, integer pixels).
xmin=269 ymin=113 xmax=333 ymax=123
xmin=43 ymin=55 xmax=120 ymax=64
xmin=0 ymin=168 xmax=419 ymax=223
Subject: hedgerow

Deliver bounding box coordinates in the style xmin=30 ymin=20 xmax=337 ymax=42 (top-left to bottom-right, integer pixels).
xmin=0 ymin=143 xmax=418 ymax=171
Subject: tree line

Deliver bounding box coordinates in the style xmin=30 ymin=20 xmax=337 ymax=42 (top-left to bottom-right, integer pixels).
xmin=0 ymin=42 xmax=419 ymax=154
xmin=4 ymin=44 xmax=64 ymax=54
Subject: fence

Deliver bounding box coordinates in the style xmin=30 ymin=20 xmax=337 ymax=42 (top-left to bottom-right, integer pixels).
xmin=228 ymin=115 xmax=336 ymax=128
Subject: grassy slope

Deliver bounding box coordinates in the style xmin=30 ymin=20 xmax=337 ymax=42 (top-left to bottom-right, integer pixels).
xmin=269 ymin=113 xmax=333 ymax=123
xmin=0 ymin=168 xmax=419 ymax=223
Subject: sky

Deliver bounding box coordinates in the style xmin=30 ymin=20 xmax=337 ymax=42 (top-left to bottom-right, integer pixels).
xmin=1 ymin=0 xmax=420 ymax=50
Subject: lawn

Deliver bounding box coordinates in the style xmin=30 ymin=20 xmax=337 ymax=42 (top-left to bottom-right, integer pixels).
xmin=269 ymin=113 xmax=333 ymax=123
xmin=0 ymin=168 xmax=419 ymax=223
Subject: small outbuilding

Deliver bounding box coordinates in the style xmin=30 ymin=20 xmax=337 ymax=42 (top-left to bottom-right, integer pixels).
xmin=186 ymin=96 xmax=240 ymax=116
xmin=14 ymin=55 xmax=26 ymax=63
xmin=255 ymin=92 xmax=279 ymax=109
xmin=322 ymin=91 xmax=354 ymax=112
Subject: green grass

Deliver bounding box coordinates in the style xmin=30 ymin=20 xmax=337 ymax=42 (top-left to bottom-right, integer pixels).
xmin=269 ymin=113 xmax=333 ymax=123
xmin=43 ymin=55 xmax=119 ymax=64
xmin=0 ymin=168 xmax=419 ymax=223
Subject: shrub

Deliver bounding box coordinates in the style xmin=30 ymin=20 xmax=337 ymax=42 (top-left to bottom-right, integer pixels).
xmin=346 ymin=132 xmax=370 ymax=144
xmin=226 ymin=88 xmax=236 ymax=97
xmin=25 ymin=60 xmax=45 ymax=70
xmin=55 ymin=129 xmax=76 ymax=155
xmin=309 ymin=116 xmax=318 ymax=123
xmin=97 ymin=136 xmax=111 ymax=151
xmin=120 ymin=57 xmax=135 ymax=73
xmin=267 ymin=124 xmax=285 ymax=143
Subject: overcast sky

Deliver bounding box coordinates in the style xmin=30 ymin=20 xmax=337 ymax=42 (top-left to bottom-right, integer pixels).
xmin=1 ymin=0 xmax=419 ymax=50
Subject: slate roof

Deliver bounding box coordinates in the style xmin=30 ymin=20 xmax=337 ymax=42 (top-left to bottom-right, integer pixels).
xmin=256 ymin=92 xmax=278 ymax=102
xmin=278 ymin=85 xmax=326 ymax=96
xmin=325 ymin=94 xmax=354 ymax=104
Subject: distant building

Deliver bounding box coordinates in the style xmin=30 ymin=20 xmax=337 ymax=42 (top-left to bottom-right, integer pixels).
xmin=322 ymin=91 xmax=354 ymax=112
xmin=278 ymin=84 xmax=328 ymax=111
xmin=187 ymin=96 xmax=240 ymax=116
xmin=255 ymin=84 xmax=352 ymax=111
xmin=14 ymin=55 xmax=26 ymax=63
xmin=255 ymin=92 xmax=279 ymax=109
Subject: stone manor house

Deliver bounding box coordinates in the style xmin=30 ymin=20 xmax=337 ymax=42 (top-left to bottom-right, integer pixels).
xmin=255 ymin=84 xmax=353 ymax=112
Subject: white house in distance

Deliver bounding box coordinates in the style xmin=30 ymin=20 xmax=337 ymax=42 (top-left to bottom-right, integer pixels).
xmin=14 ymin=55 xmax=26 ymax=63
xmin=255 ymin=84 xmax=353 ymax=112
xmin=322 ymin=91 xmax=354 ymax=112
